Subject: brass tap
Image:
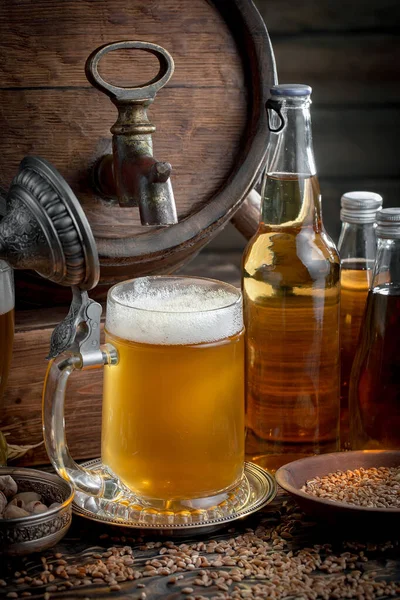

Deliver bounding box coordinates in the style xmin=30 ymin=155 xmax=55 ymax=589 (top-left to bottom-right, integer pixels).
xmin=85 ymin=41 xmax=178 ymax=226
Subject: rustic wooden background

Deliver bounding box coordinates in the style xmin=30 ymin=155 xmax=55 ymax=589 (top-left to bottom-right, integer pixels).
xmin=2 ymin=0 xmax=400 ymax=466
xmin=209 ymin=0 xmax=400 ymax=251
xmin=0 ymin=0 xmax=276 ymax=307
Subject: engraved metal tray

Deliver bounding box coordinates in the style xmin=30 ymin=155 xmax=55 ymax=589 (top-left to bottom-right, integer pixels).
xmin=72 ymin=461 xmax=276 ymax=536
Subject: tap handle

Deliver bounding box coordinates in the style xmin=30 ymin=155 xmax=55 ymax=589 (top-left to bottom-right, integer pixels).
xmin=85 ymin=41 xmax=175 ymax=103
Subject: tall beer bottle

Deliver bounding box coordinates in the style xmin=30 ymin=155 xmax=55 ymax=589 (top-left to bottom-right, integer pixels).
xmin=350 ymin=208 xmax=400 ymax=450
xmin=243 ymin=84 xmax=340 ymax=472
xmin=337 ymin=192 xmax=382 ymax=449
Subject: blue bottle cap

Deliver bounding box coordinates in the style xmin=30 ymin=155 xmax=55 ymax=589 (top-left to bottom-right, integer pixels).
xmin=270 ymin=84 xmax=312 ymax=97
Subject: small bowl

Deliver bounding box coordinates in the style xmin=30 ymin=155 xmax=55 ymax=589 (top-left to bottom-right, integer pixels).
xmin=275 ymin=450 xmax=400 ymax=530
xmin=0 ymin=466 xmax=74 ymax=556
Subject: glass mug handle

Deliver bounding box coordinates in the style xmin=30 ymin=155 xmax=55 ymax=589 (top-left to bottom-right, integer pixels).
xmin=42 ymin=345 xmax=120 ymax=499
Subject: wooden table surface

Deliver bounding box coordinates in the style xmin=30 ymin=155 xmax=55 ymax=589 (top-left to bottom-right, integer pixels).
xmin=1 ymin=490 xmax=400 ymax=600
xmin=2 ymin=252 xmax=400 ymax=598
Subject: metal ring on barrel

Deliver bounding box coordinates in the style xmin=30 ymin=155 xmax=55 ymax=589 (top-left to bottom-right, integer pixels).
xmin=85 ymin=40 xmax=175 ymax=102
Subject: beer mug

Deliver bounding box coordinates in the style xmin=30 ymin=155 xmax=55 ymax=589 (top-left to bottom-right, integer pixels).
xmin=0 ymin=261 xmax=14 ymax=465
xmin=43 ymin=276 xmax=246 ymax=522
xmin=0 ymin=261 xmax=14 ymax=404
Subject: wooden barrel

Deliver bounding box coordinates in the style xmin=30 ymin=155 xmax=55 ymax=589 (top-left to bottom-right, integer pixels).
xmin=0 ymin=0 xmax=276 ymax=306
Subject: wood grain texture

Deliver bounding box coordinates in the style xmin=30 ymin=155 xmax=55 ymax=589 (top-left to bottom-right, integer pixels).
xmin=256 ymin=0 xmax=400 ymax=33
xmin=229 ymin=2 xmax=400 ymax=246
xmin=0 ymin=92 xmax=387 ymax=232
xmin=0 ymin=1 xmax=242 ymax=88
xmin=203 ymin=222 xmax=247 ymax=251
xmin=0 ymin=0 xmax=276 ymax=305
xmin=231 ymin=189 xmax=261 ymax=241
xmin=1 ymin=491 xmax=400 ymax=598
xmin=1 ymin=316 xmax=105 ymax=466
xmin=1 ymin=252 xmax=242 ymax=466
xmin=215 ymin=0 xmax=400 ymax=252
xmin=273 ymin=34 xmax=400 ymax=103
xmin=0 ymin=87 xmax=247 ymax=231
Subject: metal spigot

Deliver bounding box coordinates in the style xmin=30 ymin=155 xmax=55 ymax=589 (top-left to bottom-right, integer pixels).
xmin=0 ymin=156 xmax=99 ymax=290
xmin=0 ymin=155 xmax=102 ymax=359
xmin=85 ymin=41 xmax=178 ymax=226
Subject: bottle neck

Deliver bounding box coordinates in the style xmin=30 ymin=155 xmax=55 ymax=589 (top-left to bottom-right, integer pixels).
xmin=266 ymin=97 xmax=316 ymax=176
xmin=372 ymin=238 xmax=400 ymax=291
xmin=338 ymin=222 xmax=377 ymax=269
xmin=261 ymin=96 xmax=319 ymax=228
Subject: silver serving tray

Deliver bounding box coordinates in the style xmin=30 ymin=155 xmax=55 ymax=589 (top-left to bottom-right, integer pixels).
xmin=73 ymin=461 xmax=276 ymax=536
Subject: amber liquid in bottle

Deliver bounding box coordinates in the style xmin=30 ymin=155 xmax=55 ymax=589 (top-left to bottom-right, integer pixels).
xmin=243 ymin=174 xmax=340 ymax=472
xmin=350 ymin=284 xmax=400 ymax=449
xmin=339 ymin=261 xmax=372 ymax=448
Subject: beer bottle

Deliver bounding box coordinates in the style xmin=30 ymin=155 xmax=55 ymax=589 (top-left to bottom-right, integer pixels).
xmin=337 ymin=192 xmax=382 ymax=449
xmin=349 ymin=208 xmax=400 ymax=450
xmin=243 ymin=84 xmax=340 ymax=472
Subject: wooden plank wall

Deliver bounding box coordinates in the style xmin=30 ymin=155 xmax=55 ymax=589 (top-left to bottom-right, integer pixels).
xmin=2 ymin=0 xmax=399 ymax=467
xmin=208 ymin=0 xmax=400 ymax=249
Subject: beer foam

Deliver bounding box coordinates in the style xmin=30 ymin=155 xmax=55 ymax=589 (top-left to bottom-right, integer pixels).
xmin=106 ymin=277 xmax=243 ymax=345
xmin=0 ymin=261 xmax=14 ymax=315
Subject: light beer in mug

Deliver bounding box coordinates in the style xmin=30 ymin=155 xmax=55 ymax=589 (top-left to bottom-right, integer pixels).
xmin=101 ymin=276 xmax=244 ymax=502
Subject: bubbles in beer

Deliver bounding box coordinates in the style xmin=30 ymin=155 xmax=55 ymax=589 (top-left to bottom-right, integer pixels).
xmin=106 ymin=277 xmax=243 ymax=345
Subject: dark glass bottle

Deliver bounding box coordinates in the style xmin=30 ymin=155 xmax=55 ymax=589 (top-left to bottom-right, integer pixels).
xmin=350 ymin=208 xmax=400 ymax=450
xmin=243 ymin=84 xmax=340 ymax=472
xmin=337 ymin=192 xmax=382 ymax=449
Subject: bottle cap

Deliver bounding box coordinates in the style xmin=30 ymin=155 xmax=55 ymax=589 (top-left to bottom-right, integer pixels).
xmin=376 ymin=207 xmax=400 ymax=239
xmin=270 ymin=84 xmax=312 ymax=97
xmin=340 ymin=191 xmax=383 ymax=224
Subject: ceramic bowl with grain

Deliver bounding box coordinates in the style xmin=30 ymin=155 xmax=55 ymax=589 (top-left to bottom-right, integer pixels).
xmin=275 ymin=450 xmax=400 ymax=530
xmin=0 ymin=466 xmax=74 ymax=556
